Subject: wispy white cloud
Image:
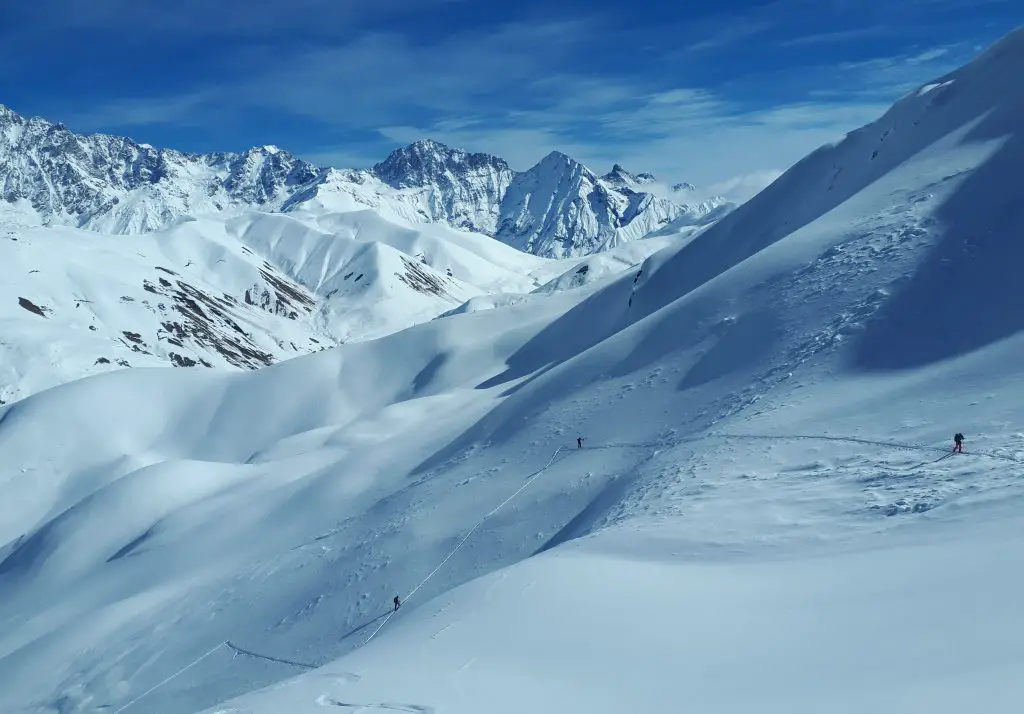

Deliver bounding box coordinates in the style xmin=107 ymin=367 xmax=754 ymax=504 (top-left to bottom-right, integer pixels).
xmin=6 ymin=0 xmax=467 ymax=42
xmin=59 ymin=91 xmax=220 ymax=130
xmin=908 ymin=47 xmax=954 ymax=63
xmin=828 ymin=43 xmax=965 ymax=97
xmin=52 ymin=15 xmax=978 ymax=196
xmin=687 ymin=20 xmax=774 ymax=52
xmin=838 ymin=46 xmax=955 ymax=72
xmin=57 ymin=20 xmax=600 ymax=132
xmin=237 ymin=20 xmax=599 ymax=125
xmin=780 ymin=26 xmax=898 ymax=47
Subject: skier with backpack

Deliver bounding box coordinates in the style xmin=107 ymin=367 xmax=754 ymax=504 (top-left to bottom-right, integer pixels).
xmin=953 ymin=432 xmax=965 ymax=453
xmin=393 ymin=595 xmax=401 ymax=612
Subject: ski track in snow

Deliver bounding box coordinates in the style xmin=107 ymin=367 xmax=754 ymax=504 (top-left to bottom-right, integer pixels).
xmin=225 ymin=642 xmax=319 ymax=670
xmin=315 ymin=695 xmax=433 ymax=713
xmin=87 ymin=435 xmax=1016 ymax=712
xmin=105 ymin=437 xmax=1024 ymax=708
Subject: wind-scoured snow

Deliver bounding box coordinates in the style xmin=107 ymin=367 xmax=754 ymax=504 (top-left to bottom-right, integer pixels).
xmin=1 ymin=27 xmax=1024 ymax=714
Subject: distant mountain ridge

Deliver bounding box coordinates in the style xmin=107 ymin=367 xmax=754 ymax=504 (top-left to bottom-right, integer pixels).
xmin=0 ymin=104 xmax=731 ymax=257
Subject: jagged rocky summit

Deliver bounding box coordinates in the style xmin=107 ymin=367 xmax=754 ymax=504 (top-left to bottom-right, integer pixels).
xmin=0 ymin=103 xmax=730 ymax=257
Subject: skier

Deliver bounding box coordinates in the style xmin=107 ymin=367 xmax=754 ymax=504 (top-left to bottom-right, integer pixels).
xmin=577 ymin=437 xmax=584 ymax=449
xmin=393 ymin=595 xmax=401 ymax=612
xmin=953 ymin=432 xmax=964 ymax=453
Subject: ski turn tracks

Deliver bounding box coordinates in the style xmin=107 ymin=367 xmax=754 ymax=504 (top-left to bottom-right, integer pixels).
xmin=110 ymin=641 xmax=228 ymax=714
xmin=108 ymin=430 xmax=1013 ymax=711
xmin=364 ymin=444 xmax=569 ymax=644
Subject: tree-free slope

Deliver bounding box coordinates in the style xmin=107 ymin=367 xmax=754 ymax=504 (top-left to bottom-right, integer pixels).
xmin=2 ymin=27 xmax=1024 ymax=714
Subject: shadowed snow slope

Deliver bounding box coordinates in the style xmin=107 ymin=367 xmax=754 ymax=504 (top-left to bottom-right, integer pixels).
xmin=632 ymin=28 xmax=1024 ymax=331
xmin=2 ymin=29 xmax=1024 ymax=714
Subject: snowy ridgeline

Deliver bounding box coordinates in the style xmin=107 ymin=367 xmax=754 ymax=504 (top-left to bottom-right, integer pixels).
xmin=0 ymin=106 xmax=732 ymax=259
xmin=0 ymin=199 xmax=685 ymax=404
xmin=1 ymin=26 xmax=1024 ymax=714
xmin=0 ymin=107 xmax=724 ymax=404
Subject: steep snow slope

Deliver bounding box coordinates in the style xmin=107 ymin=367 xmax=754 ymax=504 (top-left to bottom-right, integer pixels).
xmin=632 ymin=28 xmax=1024 ymax=328
xmin=2 ymin=28 xmax=1024 ymax=714
xmin=208 ymin=34 xmax=1024 ymax=714
xmin=215 ymin=513 xmax=1024 ymax=714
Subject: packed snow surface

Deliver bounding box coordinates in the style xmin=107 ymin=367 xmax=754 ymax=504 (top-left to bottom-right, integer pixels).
xmin=1 ymin=27 xmax=1024 ymax=714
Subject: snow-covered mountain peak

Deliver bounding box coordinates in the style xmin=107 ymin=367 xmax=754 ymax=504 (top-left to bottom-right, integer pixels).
xmin=0 ymin=103 xmax=32 ymax=143
xmin=536 ymin=149 xmax=587 ymax=172
xmin=495 ymin=152 xmax=612 ymax=257
xmin=495 ymin=151 xmax=719 ymax=258
xmin=672 ymin=181 xmax=697 ymax=193
xmin=0 ymin=100 xmax=733 ymax=254
xmin=372 ymin=139 xmax=512 ymax=189
xmin=0 ymin=103 xmax=18 ymax=126
xmin=602 ymin=163 xmax=659 ymax=191
xmin=218 ymin=146 xmax=323 ymax=206
xmin=362 ymin=140 xmax=516 ymax=234
xmin=0 ymin=104 xmax=328 ymax=233
xmin=303 ymin=141 xmax=724 ymax=256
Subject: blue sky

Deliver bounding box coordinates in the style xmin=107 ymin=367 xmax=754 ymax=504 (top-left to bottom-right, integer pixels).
xmin=2 ymin=0 xmax=1021 ymax=197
